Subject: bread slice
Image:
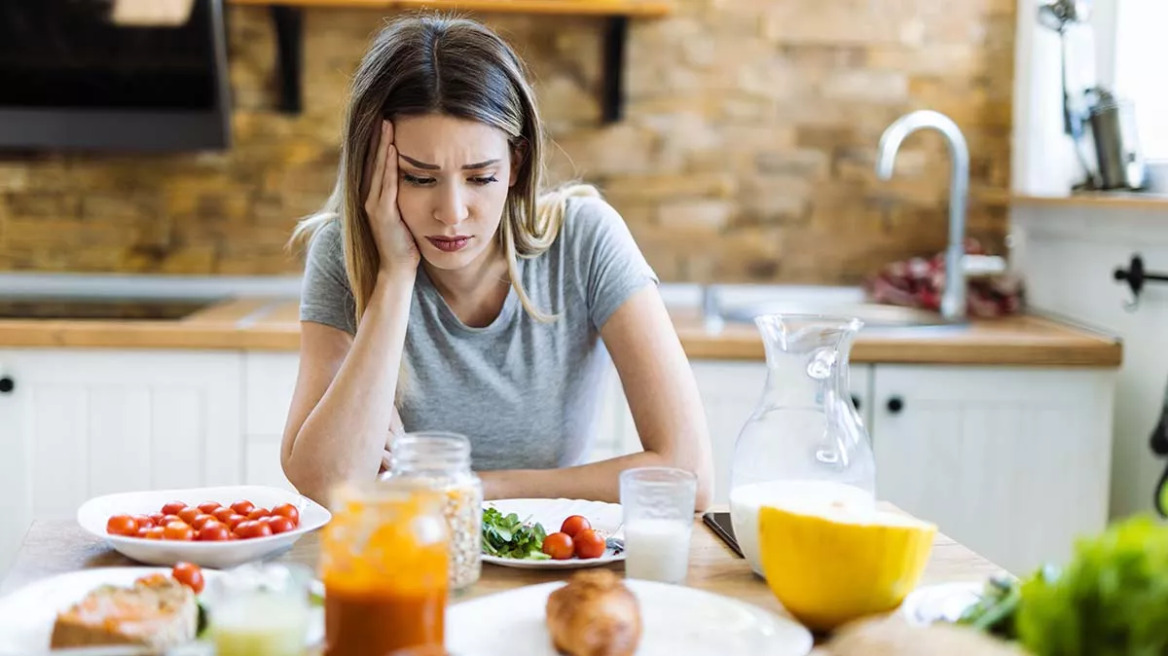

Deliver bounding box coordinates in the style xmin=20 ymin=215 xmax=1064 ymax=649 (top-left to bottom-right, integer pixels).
xmin=50 ymin=574 xmax=197 ymax=650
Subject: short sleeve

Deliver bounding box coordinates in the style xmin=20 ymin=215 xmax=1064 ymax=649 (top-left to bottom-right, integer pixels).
xmin=299 ymin=219 xmax=358 ymax=335
xmin=565 ymin=196 xmax=659 ymax=329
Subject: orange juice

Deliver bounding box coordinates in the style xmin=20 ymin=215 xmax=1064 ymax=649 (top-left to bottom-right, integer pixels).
xmin=320 ymin=480 xmax=449 ymax=656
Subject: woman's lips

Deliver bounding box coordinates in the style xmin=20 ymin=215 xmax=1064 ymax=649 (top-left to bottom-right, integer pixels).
xmin=426 ymin=236 xmax=472 ymax=252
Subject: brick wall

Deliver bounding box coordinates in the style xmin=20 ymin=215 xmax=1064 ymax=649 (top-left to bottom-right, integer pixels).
xmin=0 ymin=0 xmax=1014 ymax=282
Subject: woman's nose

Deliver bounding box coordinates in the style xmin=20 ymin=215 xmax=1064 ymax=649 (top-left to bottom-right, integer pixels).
xmin=433 ymin=182 xmax=469 ymax=226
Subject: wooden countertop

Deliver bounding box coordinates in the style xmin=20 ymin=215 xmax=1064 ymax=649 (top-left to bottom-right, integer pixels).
xmin=0 ymin=298 xmax=1122 ymax=367
xmin=0 ymin=515 xmax=1006 ymax=645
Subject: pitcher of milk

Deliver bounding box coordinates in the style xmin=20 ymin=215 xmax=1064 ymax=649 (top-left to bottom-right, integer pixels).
xmin=729 ymin=314 xmax=876 ymax=577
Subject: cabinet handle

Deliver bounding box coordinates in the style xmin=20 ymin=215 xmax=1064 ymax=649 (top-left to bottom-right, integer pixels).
xmin=850 ymin=394 xmax=861 ymax=411
xmin=0 ymin=376 xmax=13 ymax=394
xmin=887 ymin=396 xmax=904 ymax=414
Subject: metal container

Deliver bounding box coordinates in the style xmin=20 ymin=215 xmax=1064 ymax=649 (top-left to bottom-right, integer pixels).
xmin=1089 ymin=89 xmax=1146 ymax=190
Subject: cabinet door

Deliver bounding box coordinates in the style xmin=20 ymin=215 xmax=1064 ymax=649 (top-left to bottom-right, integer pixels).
xmin=0 ymin=349 xmax=243 ymax=573
xmin=871 ymin=365 xmax=1115 ymax=575
xmin=607 ymin=361 xmax=873 ymax=506
xmin=242 ymin=352 xmax=301 ymax=491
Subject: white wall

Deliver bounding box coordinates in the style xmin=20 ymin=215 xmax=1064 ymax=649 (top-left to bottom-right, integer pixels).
xmin=1011 ymin=204 xmax=1168 ymax=517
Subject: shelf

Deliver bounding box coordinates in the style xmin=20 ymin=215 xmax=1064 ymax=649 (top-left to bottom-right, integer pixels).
xmin=228 ymin=0 xmax=672 ymax=17
xmin=1011 ymin=192 xmax=1168 ymax=211
xmin=229 ymin=0 xmax=672 ymax=120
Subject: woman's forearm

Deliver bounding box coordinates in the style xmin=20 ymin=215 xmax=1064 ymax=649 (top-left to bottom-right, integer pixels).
xmin=480 ymin=445 xmax=713 ymax=512
xmin=285 ymin=268 xmax=414 ymax=502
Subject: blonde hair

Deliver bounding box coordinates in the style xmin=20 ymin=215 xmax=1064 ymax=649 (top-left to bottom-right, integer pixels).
xmin=292 ymin=13 xmax=596 ymax=326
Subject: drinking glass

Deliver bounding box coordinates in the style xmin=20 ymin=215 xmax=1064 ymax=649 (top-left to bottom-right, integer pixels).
xmin=619 ymin=467 xmax=698 ymax=584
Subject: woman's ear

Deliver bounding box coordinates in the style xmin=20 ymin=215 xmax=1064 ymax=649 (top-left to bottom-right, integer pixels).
xmin=509 ymin=139 xmax=528 ymax=187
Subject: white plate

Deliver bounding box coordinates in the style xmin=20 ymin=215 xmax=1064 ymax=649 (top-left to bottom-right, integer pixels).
xmin=900 ymin=581 xmax=984 ymax=626
xmin=482 ymin=499 xmax=625 ymax=570
xmin=77 ymin=485 xmax=331 ymax=569
xmin=448 ymin=579 xmax=813 ymax=656
xmin=0 ymin=567 xmax=325 ymax=655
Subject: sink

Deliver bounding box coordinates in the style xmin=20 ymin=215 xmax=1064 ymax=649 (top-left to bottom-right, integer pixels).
xmin=716 ymin=301 xmax=960 ymax=328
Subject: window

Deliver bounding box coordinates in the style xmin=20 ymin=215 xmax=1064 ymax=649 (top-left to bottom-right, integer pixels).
xmin=1114 ymin=0 xmax=1168 ymax=160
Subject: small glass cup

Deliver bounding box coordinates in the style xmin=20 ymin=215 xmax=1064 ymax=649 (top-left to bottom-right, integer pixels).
xmin=619 ymin=467 xmax=698 ymax=584
xmin=202 ymin=562 xmax=313 ymax=656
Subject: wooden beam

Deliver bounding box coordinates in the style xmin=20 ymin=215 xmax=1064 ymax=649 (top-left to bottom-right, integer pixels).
xmin=228 ymin=0 xmax=673 ymax=18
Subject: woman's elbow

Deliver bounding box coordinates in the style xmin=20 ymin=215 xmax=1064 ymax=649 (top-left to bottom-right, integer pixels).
xmin=282 ymin=450 xmax=331 ymax=507
xmin=659 ymin=445 xmax=715 ymax=513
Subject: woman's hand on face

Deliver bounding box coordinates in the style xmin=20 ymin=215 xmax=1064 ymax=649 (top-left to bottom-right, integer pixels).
xmin=363 ymin=120 xmax=420 ymax=273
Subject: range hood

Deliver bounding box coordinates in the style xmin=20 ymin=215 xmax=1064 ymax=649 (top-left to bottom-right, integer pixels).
xmin=0 ymin=0 xmax=231 ymax=152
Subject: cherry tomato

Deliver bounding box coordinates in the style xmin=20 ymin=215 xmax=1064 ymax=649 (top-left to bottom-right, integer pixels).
xmin=267 ymin=516 xmax=295 ymax=534
xmin=145 ymin=527 xmax=165 ymax=540
xmin=136 ymin=526 xmax=149 ymax=538
xmin=230 ymin=500 xmax=255 ymax=516
xmin=272 ymin=504 xmax=300 ymax=526
xmin=133 ymin=515 xmax=155 ymax=529
xmin=197 ymin=501 xmax=221 ymax=515
xmin=247 ymin=507 xmax=271 ymax=521
xmin=163 ymin=521 xmax=194 ymax=541
xmin=177 ymin=507 xmax=202 ymax=525
xmin=212 ymin=507 xmax=236 ymax=523
xmin=160 ymin=501 xmax=187 ymax=516
xmin=197 ymin=522 xmax=230 ymax=542
xmin=234 ymin=520 xmax=273 ymax=540
xmin=106 ymin=515 xmax=138 ymax=537
xmin=560 ymin=515 xmax=591 ymax=538
xmin=148 ymin=513 xmax=165 ymax=526
xmin=573 ymin=529 xmax=606 ymax=560
xmin=541 ymin=532 xmax=575 ymax=560
xmin=190 ymin=513 xmax=218 ymax=527
xmin=161 ymin=514 xmax=182 ymax=526
xmin=171 ymin=562 xmax=205 ymax=594
xmin=225 ymin=514 xmax=248 ymax=530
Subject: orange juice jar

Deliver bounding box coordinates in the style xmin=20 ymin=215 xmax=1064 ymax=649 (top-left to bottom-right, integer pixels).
xmin=320 ymin=479 xmax=449 ymax=656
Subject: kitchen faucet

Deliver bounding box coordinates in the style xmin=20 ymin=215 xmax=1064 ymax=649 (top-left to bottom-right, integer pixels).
xmin=875 ymin=110 xmax=970 ymax=322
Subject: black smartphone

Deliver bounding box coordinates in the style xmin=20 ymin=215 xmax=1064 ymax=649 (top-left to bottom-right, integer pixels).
xmin=702 ymin=511 xmax=743 ymax=558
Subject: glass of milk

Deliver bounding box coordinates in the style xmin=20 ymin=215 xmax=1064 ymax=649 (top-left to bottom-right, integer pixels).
xmin=619 ymin=467 xmax=698 ymax=585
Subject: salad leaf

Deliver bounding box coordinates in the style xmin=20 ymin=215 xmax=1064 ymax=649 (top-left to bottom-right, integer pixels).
xmin=482 ymin=508 xmax=551 ymax=561
xmin=1016 ymin=514 xmax=1168 ymax=656
xmin=956 ymin=574 xmax=1023 ymax=640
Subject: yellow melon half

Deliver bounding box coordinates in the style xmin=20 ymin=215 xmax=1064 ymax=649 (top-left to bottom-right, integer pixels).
xmin=759 ymin=502 xmax=936 ymax=632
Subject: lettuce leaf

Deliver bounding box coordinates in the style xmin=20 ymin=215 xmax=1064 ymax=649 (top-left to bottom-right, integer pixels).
xmin=1017 ymin=515 xmax=1168 ymax=656
xmin=482 ymin=508 xmax=551 ymax=561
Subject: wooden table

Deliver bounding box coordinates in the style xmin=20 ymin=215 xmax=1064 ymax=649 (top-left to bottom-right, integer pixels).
xmin=1 ymin=517 xmax=1006 ymax=615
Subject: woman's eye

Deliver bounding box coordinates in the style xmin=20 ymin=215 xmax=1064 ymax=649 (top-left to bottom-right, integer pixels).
xmin=470 ymin=175 xmax=499 ymax=186
xmin=402 ymin=173 xmax=435 ymax=186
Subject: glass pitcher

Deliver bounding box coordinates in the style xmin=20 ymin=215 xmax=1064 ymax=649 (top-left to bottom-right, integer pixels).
xmin=729 ymin=314 xmax=877 ymax=576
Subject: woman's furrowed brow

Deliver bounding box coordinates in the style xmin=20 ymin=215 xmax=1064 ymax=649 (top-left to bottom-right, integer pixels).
xmin=398 ymin=153 xmax=500 ymax=170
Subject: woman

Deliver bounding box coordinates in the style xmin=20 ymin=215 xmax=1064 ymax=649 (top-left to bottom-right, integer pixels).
xmin=281 ymin=14 xmax=713 ymax=509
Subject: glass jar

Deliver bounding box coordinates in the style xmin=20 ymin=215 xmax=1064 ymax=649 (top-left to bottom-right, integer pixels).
xmin=729 ymin=314 xmax=877 ymax=577
xmin=381 ymin=431 xmax=483 ymax=591
xmin=320 ymin=478 xmax=449 ymax=656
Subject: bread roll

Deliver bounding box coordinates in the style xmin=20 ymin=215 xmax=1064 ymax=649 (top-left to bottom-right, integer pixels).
xmin=545 ymin=570 xmax=642 ymax=656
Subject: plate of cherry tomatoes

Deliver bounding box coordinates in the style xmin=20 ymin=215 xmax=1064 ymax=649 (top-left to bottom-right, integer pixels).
xmin=77 ymin=485 xmax=331 ymax=569
xmin=481 ymin=498 xmax=624 ymax=570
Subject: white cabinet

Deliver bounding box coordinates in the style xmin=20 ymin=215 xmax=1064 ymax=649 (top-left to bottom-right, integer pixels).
xmin=0 ymin=349 xmax=243 ymax=575
xmin=242 ymin=352 xmax=300 ymax=491
xmin=870 ymin=365 xmax=1115 ymax=575
xmin=602 ymin=359 xmax=1116 ymax=576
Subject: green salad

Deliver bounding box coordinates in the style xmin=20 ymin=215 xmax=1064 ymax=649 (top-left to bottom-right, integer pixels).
xmin=952 ymin=514 xmax=1168 ymax=656
xmin=481 ymin=508 xmax=551 ymax=561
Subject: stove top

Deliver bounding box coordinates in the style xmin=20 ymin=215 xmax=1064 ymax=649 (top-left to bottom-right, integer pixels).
xmin=0 ymin=297 xmax=220 ymax=320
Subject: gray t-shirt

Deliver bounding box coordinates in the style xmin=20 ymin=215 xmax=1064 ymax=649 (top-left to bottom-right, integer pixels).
xmin=299 ymin=196 xmax=658 ymax=471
